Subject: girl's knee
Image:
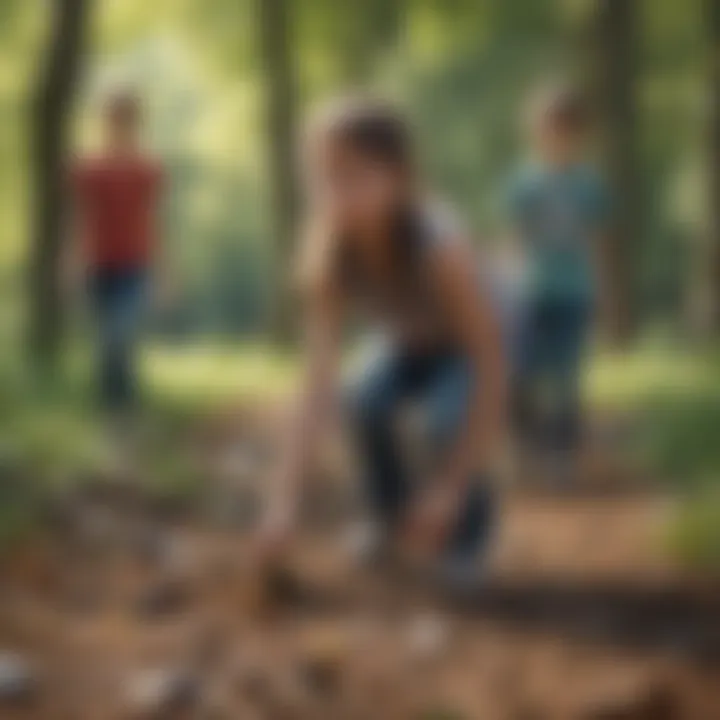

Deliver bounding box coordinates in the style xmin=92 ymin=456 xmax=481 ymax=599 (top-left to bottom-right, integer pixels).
xmin=345 ymin=377 xmax=395 ymax=432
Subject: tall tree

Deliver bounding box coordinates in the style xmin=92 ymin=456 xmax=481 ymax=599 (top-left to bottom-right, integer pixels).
xmin=707 ymin=0 xmax=720 ymax=335
xmin=258 ymin=0 xmax=298 ymax=342
xmin=589 ymin=0 xmax=640 ymax=345
xmin=337 ymin=0 xmax=402 ymax=86
xmin=28 ymin=0 xmax=90 ymax=367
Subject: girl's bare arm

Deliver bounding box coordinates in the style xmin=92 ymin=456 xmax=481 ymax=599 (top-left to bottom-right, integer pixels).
xmin=267 ymin=282 xmax=343 ymax=518
xmin=430 ymin=237 xmax=508 ymax=486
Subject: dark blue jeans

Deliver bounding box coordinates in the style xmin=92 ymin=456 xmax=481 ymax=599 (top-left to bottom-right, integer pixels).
xmin=348 ymin=345 xmax=495 ymax=562
xmin=514 ymin=295 xmax=591 ymax=453
xmin=89 ymin=268 xmax=147 ymax=411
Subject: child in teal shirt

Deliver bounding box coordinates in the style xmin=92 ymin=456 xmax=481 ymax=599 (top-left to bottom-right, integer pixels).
xmin=508 ymin=83 xmax=609 ymax=483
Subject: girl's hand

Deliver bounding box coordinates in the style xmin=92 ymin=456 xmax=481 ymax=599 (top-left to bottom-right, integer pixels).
xmin=253 ymin=494 xmax=297 ymax=567
xmin=402 ymin=481 xmax=461 ymax=556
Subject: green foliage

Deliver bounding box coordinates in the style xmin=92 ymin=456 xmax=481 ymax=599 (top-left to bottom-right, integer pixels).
xmin=590 ymin=344 xmax=720 ymax=569
xmin=637 ymin=394 xmax=720 ymax=489
xmin=667 ymin=490 xmax=720 ymax=569
xmin=0 ymin=0 xmax=710 ymax=335
xmin=0 ymin=341 xmax=297 ymax=546
xmin=589 ymin=344 xmax=720 ymax=489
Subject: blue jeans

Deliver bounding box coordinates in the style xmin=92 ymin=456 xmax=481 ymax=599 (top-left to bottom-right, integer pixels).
xmin=514 ymin=295 xmax=591 ymax=453
xmin=348 ymin=345 xmax=496 ymax=562
xmin=89 ymin=268 xmax=147 ymax=411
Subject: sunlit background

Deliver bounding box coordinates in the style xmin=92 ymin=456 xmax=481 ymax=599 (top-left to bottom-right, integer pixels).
xmin=1 ymin=1 xmax=711 ymax=337
xmin=1 ymin=1 xmax=715 ymax=504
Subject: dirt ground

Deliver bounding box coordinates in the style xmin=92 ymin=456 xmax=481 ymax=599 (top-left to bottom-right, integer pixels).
xmin=0 ymin=478 xmax=718 ymax=720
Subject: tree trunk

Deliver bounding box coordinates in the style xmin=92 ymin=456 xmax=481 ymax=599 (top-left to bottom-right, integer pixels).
xmin=347 ymin=0 xmax=404 ymax=87
xmin=590 ymin=0 xmax=640 ymax=346
xmin=258 ymin=0 xmax=298 ymax=343
xmin=339 ymin=8 xmax=374 ymax=86
xmin=707 ymin=0 xmax=720 ymax=335
xmin=28 ymin=0 xmax=90 ymax=369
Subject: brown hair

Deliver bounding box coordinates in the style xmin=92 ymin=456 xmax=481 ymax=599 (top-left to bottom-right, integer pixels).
xmin=104 ymin=88 xmax=142 ymax=129
xmin=309 ymin=95 xmax=415 ymax=174
xmin=298 ymin=96 xmax=419 ymax=297
xmin=529 ymin=81 xmax=591 ymax=135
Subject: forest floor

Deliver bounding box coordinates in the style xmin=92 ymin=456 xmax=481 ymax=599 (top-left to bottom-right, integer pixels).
xmin=0 ymin=402 xmax=718 ymax=720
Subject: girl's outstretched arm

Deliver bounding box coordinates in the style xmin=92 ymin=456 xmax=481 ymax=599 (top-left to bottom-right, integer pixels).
xmin=255 ymin=280 xmax=343 ymax=562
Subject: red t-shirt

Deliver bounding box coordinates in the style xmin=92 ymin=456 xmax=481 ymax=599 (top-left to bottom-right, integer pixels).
xmin=73 ymin=155 xmax=163 ymax=270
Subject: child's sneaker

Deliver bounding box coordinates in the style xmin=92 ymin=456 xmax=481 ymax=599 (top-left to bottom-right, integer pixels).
xmin=436 ymin=482 xmax=497 ymax=594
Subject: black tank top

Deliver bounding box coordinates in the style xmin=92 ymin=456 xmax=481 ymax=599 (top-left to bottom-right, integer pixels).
xmin=339 ymin=200 xmax=469 ymax=350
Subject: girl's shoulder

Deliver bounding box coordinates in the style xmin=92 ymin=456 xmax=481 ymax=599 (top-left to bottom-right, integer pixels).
xmin=418 ymin=199 xmax=478 ymax=282
xmin=420 ymin=197 xmax=470 ymax=249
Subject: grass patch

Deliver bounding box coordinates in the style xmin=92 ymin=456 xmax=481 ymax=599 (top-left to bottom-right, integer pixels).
xmin=143 ymin=341 xmax=298 ymax=410
xmin=666 ymin=489 xmax=720 ymax=570
xmin=2 ymin=340 xmax=719 ymax=492
xmin=589 ymin=343 xmax=720 ymax=490
xmin=0 ymin=341 xmax=297 ymax=544
xmin=589 ymin=342 xmax=720 ymax=570
xmin=588 ymin=346 xmax=720 ymax=410
xmin=1 ymin=339 xmax=719 ymax=565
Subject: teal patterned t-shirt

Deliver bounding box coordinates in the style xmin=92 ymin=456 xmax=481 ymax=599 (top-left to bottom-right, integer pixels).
xmin=508 ymin=162 xmax=610 ymax=302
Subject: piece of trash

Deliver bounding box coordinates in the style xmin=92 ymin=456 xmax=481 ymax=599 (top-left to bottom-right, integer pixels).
xmin=406 ymin=613 xmax=450 ymax=662
xmin=124 ymin=666 xmax=199 ymax=718
xmin=0 ymin=652 xmax=36 ymax=703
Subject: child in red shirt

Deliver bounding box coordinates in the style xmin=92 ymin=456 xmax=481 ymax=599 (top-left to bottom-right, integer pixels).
xmin=72 ymin=90 xmax=163 ymax=411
